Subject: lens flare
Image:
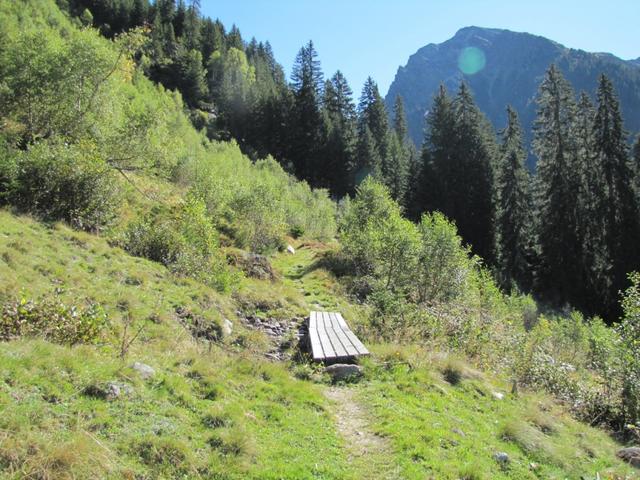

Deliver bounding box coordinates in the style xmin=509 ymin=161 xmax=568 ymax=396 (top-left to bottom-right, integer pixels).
xmin=457 ymin=47 xmax=486 ymax=75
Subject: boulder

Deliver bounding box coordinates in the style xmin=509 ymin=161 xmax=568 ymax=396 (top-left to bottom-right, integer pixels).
xmin=493 ymin=451 xmax=510 ymax=466
xmin=492 ymin=391 xmax=505 ymax=400
xmin=617 ymin=447 xmax=640 ymax=468
xmin=84 ymin=381 xmax=133 ymax=401
xmin=286 ymin=245 xmax=295 ymax=254
xmin=131 ymin=362 xmax=155 ymax=380
xmin=324 ymin=364 xmax=364 ymax=382
xmin=222 ymin=318 xmax=233 ymax=337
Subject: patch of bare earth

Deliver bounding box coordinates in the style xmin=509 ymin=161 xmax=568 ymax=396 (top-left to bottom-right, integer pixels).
xmin=324 ymin=387 xmax=400 ymax=479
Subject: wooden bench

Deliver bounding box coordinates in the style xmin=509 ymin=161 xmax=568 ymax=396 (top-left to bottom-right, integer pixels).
xmin=308 ymin=311 xmax=369 ymax=362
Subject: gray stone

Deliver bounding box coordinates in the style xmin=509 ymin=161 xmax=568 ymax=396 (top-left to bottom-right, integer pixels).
xmin=286 ymin=245 xmax=295 ymax=254
xmin=84 ymin=381 xmax=132 ymax=401
xmin=222 ymin=319 xmax=233 ymax=336
xmin=617 ymin=447 xmax=640 ymax=468
xmin=324 ymin=364 xmax=364 ymax=382
xmin=131 ymin=362 xmax=155 ymax=380
xmin=493 ymin=451 xmax=510 ymax=465
xmin=492 ymin=391 xmax=505 ymax=400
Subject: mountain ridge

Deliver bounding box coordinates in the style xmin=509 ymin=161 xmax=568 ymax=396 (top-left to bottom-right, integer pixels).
xmin=386 ymin=26 xmax=640 ymax=166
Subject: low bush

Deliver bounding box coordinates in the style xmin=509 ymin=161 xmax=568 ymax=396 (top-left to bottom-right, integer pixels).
xmin=0 ymin=295 xmax=107 ymax=345
xmin=8 ymin=140 xmax=118 ymax=231
xmin=120 ymin=196 xmax=237 ymax=292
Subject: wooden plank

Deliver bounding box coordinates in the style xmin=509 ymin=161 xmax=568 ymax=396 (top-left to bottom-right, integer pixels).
xmin=323 ymin=312 xmax=348 ymax=359
xmin=335 ymin=312 xmax=369 ymax=355
xmin=309 ymin=311 xmax=369 ymax=361
xmin=308 ymin=312 xmax=324 ymax=360
xmin=328 ymin=312 xmax=359 ymax=356
xmin=315 ymin=311 xmax=336 ymax=359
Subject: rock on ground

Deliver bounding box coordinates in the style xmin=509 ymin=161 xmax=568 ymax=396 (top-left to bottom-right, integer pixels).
xmin=222 ymin=318 xmax=233 ymax=336
xmin=617 ymin=447 xmax=640 ymax=468
xmin=131 ymin=362 xmax=155 ymax=380
xmin=325 ymin=364 xmax=364 ymax=382
xmin=286 ymin=245 xmax=295 ymax=254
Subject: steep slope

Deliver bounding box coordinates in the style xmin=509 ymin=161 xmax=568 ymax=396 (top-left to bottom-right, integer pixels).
xmin=386 ymin=26 xmax=640 ymax=167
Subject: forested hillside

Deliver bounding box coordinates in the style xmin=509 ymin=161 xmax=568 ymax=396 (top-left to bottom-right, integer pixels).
xmin=1 ymin=1 xmax=640 ymax=478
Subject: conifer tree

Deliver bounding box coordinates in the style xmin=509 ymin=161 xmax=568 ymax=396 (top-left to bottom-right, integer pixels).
xmin=393 ymin=94 xmax=409 ymax=143
xmin=532 ymin=64 xmax=582 ymax=306
xmin=420 ymin=85 xmax=455 ymax=215
xmin=633 ymin=134 xmax=640 ymax=202
xmin=355 ymin=123 xmax=381 ymax=185
xmin=290 ymin=40 xmax=326 ymax=183
xmin=592 ymin=74 xmax=640 ymax=316
xmin=323 ymin=71 xmax=357 ymax=195
xmin=573 ymin=92 xmax=610 ymax=313
xmin=496 ymin=106 xmax=532 ymax=290
xmin=450 ymin=83 xmax=495 ymax=261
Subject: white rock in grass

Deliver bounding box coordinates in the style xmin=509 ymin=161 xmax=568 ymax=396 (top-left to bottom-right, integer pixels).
xmin=131 ymin=362 xmax=155 ymax=380
xmin=222 ymin=319 xmax=233 ymax=336
xmin=286 ymin=245 xmax=295 ymax=254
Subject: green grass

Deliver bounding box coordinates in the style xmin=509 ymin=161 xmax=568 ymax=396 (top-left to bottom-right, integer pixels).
xmin=0 ymin=210 xmax=637 ymax=479
xmin=357 ymin=346 xmax=635 ymax=479
xmin=0 ymin=211 xmax=351 ymax=479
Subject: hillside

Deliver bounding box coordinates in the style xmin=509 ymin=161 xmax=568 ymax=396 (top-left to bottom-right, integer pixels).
xmin=2 ymin=1 xmax=640 ymax=478
xmin=386 ymin=26 xmax=640 ymax=166
xmin=0 ymin=210 xmax=636 ymax=479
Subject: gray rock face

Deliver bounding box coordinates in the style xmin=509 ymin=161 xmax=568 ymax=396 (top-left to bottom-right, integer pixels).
xmin=325 ymin=364 xmax=364 ymax=382
xmin=617 ymin=447 xmax=640 ymax=467
xmin=131 ymin=362 xmax=155 ymax=380
xmin=386 ymin=26 xmax=640 ymax=169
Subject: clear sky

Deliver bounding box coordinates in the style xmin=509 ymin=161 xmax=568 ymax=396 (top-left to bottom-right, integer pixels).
xmin=201 ymin=0 xmax=640 ymax=96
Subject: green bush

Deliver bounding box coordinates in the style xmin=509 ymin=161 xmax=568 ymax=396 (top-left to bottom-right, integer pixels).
xmin=1 ymin=295 xmax=107 ymax=345
xmin=120 ymin=196 xmax=237 ymax=292
xmin=9 ymin=141 xmax=118 ymax=230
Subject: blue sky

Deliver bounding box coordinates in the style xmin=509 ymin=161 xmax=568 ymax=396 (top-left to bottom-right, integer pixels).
xmin=201 ymin=0 xmax=640 ymax=96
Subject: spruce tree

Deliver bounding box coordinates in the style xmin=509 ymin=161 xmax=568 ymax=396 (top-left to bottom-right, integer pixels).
xmin=323 ymin=71 xmax=357 ymax=195
xmin=532 ymin=64 xmax=582 ymax=306
xmin=633 ymin=134 xmax=640 ymax=202
xmin=420 ymin=84 xmax=455 ymax=215
xmin=574 ymin=92 xmax=610 ymax=314
xmin=290 ymin=40 xmax=325 ymax=184
xmin=496 ymin=106 xmax=532 ymax=290
xmin=355 ymin=123 xmax=381 ymax=185
xmin=592 ymin=74 xmax=640 ymax=316
xmin=450 ymin=82 xmax=495 ymax=261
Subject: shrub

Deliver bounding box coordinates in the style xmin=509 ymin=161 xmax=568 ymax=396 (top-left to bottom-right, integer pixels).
xmin=619 ymin=272 xmax=640 ymax=428
xmin=9 ymin=141 xmax=118 ymax=231
xmin=415 ymin=212 xmax=471 ymax=304
xmin=120 ymin=196 xmax=237 ymax=292
xmin=0 ymin=295 xmax=107 ymax=345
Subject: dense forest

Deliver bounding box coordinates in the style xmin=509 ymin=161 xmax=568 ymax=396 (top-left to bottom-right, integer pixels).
xmin=51 ymin=0 xmax=640 ymax=323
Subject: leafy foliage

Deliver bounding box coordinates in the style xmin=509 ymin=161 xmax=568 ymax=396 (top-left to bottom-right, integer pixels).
xmin=1 ymin=295 xmax=107 ymax=345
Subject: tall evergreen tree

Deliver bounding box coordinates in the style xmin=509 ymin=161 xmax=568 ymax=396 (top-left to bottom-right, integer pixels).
xmin=450 ymin=83 xmax=495 ymax=261
xmin=393 ymin=94 xmax=409 ymax=143
xmin=633 ymin=134 xmax=640 ymax=202
xmin=573 ymin=92 xmax=610 ymax=314
xmin=532 ymin=64 xmax=582 ymax=306
xmin=290 ymin=40 xmax=326 ymax=183
xmin=420 ymin=83 xmax=495 ymax=260
xmin=591 ymin=74 xmax=640 ymax=316
xmin=420 ymin=85 xmax=455 ymax=215
xmin=323 ymin=71 xmax=357 ymax=195
xmin=496 ymin=106 xmax=532 ymax=290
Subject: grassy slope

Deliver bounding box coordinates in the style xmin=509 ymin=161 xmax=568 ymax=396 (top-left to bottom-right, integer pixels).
xmin=0 ymin=210 xmax=636 ymax=479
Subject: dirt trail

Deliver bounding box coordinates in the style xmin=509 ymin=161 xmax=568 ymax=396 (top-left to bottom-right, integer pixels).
xmin=324 ymin=386 xmax=401 ymax=479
